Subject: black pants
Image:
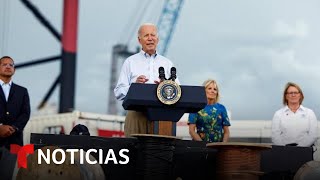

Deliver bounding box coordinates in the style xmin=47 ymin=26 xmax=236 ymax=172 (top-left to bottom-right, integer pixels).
xmin=0 ymin=147 xmax=17 ymax=180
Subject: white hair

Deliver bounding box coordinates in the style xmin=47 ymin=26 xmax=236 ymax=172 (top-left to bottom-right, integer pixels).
xmin=138 ymin=23 xmax=158 ymax=37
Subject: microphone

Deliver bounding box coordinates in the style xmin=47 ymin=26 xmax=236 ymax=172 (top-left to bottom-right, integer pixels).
xmin=159 ymin=67 xmax=166 ymax=81
xmin=170 ymin=67 xmax=176 ymax=81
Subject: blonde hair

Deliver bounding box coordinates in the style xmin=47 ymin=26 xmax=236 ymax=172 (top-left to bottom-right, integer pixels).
xmin=203 ymin=79 xmax=220 ymax=103
xmin=282 ymin=82 xmax=304 ymax=105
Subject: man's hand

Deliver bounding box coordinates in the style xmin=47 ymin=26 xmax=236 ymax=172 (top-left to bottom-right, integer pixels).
xmin=154 ymin=78 xmax=164 ymax=84
xmin=0 ymin=125 xmax=15 ymax=138
xmin=136 ymin=75 xmax=149 ymax=83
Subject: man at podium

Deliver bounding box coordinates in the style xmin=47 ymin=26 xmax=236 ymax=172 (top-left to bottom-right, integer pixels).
xmin=114 ymin=23 xmax=179 ymax=137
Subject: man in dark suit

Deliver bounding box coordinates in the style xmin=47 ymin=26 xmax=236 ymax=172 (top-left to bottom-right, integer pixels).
xmin=0 ymin=56 xmax=30 ymax=149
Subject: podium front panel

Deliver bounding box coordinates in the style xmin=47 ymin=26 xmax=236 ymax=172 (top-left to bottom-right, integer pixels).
xmin=122 ymin=83 xmax=206 ymax=135
xmin=123 ymin=83 xmax=207 ymax=122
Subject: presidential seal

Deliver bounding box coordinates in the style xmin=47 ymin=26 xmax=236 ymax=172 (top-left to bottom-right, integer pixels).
xmin=157 ymin=80 xmax=181 ymax=105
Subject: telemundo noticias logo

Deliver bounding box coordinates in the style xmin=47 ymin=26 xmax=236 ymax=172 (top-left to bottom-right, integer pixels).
xmin=10 ymin=144 xmax=129 ymax=168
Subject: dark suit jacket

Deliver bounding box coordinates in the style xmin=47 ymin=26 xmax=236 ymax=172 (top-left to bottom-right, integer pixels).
xmin=0 ymin=83 xmax=30 ymax=148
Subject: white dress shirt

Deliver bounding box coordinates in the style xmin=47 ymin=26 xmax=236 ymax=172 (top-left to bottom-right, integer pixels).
xmin=114 ymin=50 xmax=179 ymax=100
xmin=0 ymin=79 xmax=12 ymax=102
xmin=272 ymin=105 xmax=318 ymax=147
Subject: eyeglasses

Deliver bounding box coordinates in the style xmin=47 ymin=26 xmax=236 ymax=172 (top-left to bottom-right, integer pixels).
xmin=286 ymin=92 xmax=300 ymax=95
xmin=0 ymin=63 xmax=14 ymax=68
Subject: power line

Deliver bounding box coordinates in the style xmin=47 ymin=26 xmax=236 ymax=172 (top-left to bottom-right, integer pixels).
xmin=118 ymin=1 xmax=165 ymax=49
xmin=125 ymin=0 xmax=151 ymax=46
xmin=118 ymin=1 xmax=143 ymax=44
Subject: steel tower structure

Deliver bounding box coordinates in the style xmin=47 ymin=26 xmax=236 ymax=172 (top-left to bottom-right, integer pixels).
xmin=15 ymin=0 xmax=79 ymax=113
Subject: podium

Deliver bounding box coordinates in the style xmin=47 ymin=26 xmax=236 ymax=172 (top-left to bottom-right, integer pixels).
xmin=123 ymin=83 xmax=207 ymax=136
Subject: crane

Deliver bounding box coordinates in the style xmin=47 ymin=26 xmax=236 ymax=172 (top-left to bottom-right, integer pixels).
xmin=157 ymin=0 xmax=184 ymax=56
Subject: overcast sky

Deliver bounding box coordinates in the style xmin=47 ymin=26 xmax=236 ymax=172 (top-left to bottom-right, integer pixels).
xmin=1 ymin=0 xmax=320 ymax=120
